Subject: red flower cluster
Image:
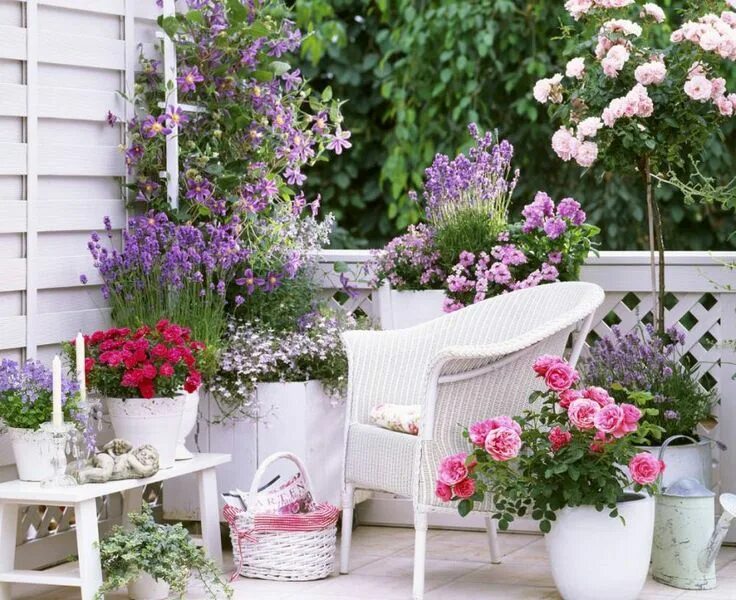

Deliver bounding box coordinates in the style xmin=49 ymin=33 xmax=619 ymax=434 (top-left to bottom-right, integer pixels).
xmin=82 ymin=320 xmax=204 ymax=399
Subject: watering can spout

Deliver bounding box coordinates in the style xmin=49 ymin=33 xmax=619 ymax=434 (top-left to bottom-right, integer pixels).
xmin=698 ymin=493 xmax=736 ymax=573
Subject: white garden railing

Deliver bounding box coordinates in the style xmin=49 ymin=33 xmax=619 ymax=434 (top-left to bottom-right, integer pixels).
xmin=314 ymin=249 xmax=736 ymax=533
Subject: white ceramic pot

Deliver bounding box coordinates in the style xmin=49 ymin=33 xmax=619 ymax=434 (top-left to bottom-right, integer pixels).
xmin=8 ymin=427 xmax=57 ymax=482
xmin=106 ymin=397 xmax=184 ymax=469
xmin=545 ymin=494 xmax=655 ymax=600
xmin=377 ymin=286 xmax=446 ymax=329
xmin=175 ymin=388 xmax=200 ymax=461
xmin=637 ymin=440 xmax=712 ymax=489
xmin=127 ymin=571 xmax=170 ymax=599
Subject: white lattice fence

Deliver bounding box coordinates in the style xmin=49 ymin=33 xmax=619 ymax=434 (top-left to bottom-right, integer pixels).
xmin=317 ymin=250 xmax=736 ymax=536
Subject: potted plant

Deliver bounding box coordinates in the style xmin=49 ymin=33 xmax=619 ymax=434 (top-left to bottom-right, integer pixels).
xmin=96 ymin=505 xmax=232 ymax=600
xmin=582 ymin=324 xmax=717 ymax=487
xmin=368 ymin=124 xmax=598 ymax=327
xmin=0 ymin=359 xmax=81 ymax=481
xmin=65 ymin=321 xmax=205 ymax=469
xmin=208 ymin=310 xmax=356 ymax=506
xmin=436 ymin=355 xmax=664 ymax=600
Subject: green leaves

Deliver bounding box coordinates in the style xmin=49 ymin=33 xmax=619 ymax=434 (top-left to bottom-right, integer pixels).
xmin=458 ymin=499 xmax=473 ymax=517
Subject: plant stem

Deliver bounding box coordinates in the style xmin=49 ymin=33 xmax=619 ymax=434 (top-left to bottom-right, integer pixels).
xmin=644 ymin=157 xmax=659 ymax=333
xmin=652 ymin=189 xmax=666 ymax=335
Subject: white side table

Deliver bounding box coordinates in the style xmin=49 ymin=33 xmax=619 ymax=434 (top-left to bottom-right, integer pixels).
xmin=0 ymin=452 xmax=230 ymax=600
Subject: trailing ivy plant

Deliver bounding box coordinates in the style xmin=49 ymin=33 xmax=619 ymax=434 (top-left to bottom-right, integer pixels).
xmin=96 ymin=505 xmax=232 ymax=599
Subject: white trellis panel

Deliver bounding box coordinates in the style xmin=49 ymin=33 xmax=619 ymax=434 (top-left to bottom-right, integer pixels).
xmin=0 ymin=0 xmax=160 ymax=569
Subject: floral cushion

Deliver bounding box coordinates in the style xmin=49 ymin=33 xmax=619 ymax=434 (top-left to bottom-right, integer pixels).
xmin=370 ymin=403 xmax=421 ymax=435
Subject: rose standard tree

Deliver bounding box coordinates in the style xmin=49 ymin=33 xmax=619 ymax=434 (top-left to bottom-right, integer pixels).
xmin=534 ymin=0 xmax=736 ymax=332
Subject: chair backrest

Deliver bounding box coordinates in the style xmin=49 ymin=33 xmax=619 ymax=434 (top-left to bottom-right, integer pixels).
xmin=347 ymin=282 xmax=604 ymax=425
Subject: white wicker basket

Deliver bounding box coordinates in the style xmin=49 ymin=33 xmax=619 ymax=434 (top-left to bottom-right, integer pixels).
xmin=224 ymin=452 xmax=338 ymax=581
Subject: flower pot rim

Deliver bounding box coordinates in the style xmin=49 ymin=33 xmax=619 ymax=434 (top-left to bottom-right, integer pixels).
xmin=636 ymin=439 xmax=711 ymax=449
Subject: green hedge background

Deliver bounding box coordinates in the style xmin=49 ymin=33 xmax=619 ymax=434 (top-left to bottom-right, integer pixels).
xmin=294 ymin=0 xmax=736 ymax=250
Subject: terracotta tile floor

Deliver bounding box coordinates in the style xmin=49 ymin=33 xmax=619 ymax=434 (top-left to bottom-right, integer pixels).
xmin=22 ymin=526 xmax=736 ymax=599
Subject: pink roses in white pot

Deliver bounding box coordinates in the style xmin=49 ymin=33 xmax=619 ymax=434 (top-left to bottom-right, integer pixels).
xmin=435 ymin=355 xmax=666 ymax=600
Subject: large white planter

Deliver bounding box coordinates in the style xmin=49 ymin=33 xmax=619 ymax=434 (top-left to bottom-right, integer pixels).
xmin=8 ymin=427 xmax=57 ymax=482
xmin=106 ymin=397 xmax=184 ymax=469
xmin=127 ymin=572 xmax=170 ymax=599
xmin=377 ymin=286 xmax=446 ymax=329
xmin=545 ymin=494 xmax=655 ymax=600
xmin=637 ymin=440 xmax=712 ymax=489
xmin=175 ymin=388 xmax=200 ymax=461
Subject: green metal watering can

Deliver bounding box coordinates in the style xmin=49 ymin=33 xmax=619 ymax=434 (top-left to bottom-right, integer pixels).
xmin=651 ymin=435 xmax=736 ymax=590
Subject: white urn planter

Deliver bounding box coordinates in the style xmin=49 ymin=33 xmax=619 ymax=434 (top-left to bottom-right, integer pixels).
xmin=127 ymin=572 xmax=170 ymax=600
xmin=8 ymin=427 xmax=57 ymax=482
xmin=377 ymin=285 xmax=446 ymax=329
xmin=637 ymin=440 xmax=712 ymax=489
xmin=106 ymin=397 xmax=185 ymax=469
xmin=545 ymin=494 xmax=655 ymax=600
xmin=175 ymin=388 xmax=200 ymax=461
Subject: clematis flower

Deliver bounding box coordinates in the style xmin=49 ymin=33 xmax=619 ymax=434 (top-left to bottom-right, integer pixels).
xmin=326 ymin=128 xmax=352 ymax=155
xmin=177 ymin=65 xmax=204 ymax=93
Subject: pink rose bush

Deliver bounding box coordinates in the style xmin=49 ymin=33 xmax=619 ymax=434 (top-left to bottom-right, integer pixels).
xmin=435 ymin=355 xmax=664 ymax=531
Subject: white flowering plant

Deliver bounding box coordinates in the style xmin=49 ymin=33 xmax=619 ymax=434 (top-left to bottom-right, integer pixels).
xmin=534 ymin=0 xmax=736 ymax=331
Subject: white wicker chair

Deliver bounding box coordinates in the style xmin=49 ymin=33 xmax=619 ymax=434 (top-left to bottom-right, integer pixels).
xmin=338 ymin=281 xmax=605 ymax=599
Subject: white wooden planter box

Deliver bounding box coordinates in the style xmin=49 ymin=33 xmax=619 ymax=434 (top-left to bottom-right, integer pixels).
xmin=163 ymin=381 xmax=344 ymax=520
xmin=376 ymin=285 xmax=446 ymax=329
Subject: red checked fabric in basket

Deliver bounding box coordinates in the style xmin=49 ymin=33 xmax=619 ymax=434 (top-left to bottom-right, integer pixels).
xmin=224 ymin=452 xmax=340 ymax=582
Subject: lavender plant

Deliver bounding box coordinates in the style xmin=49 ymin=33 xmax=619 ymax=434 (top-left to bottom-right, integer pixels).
xmin=210 ymin=311 xmax=357 ymax=420
xmin=582 ymin=324 xmax=716 ymax=443
xmin=416 ymin=124 xmax=520 ymax=270
xmin=0 ymin=359 xmax=80 ymax=430
xmin=84 ymin=212 xmax=249 ymax=376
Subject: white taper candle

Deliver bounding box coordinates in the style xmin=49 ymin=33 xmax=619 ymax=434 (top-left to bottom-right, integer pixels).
xmin=52 ymin=355 xmax=63 ymax=428
xmin=75 ymin=332 xmax=86 ymax=405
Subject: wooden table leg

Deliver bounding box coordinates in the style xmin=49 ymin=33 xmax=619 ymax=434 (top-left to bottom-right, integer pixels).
xmin=75 ymin=499 xmax=103 ymax=600
xmin=122 ymin=486 xmax=143 ymax=528
xmin=0 ymin=503 xmax=18 ymax=600
xmin=197 ymin=467 xmax=223 ymax=567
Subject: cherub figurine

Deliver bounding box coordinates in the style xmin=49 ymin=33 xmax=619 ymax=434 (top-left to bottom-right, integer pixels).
xmin=77 ymin=439 xmax=160 ymax=484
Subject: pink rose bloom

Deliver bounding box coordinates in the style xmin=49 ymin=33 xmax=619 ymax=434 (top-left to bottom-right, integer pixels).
xmin=716 ymin=96 xmax=734 ymax=117
xmin=564 ymin=0 xmax=594 ymax=21
xmin=699 ymin=30 xmax=722 ymax=52
xmin=437 ymin=453 xmax=469 ymax=486
xmin=629 ymin=452 xmax=665 ymax=485
xmin=491 ymin=415 xmax=522 ymax=435
xmin=634 ymin=61 xmax=667 ymax=86
xmin=640 ymin=3 xmax=665 ymax=23
xmin=548 ymin=426 xmax=573 ymax=452
xmin=612 ymin=403 xmax=642 ymax=438
xmin=602 ymin=45 xmax=630 ymax=78
xmin=566 ymin=57 xmax=586 ymax=79
xmin=435 ymin=480 xmax=453 ymax=502
xmin=469 ymin=419 xmax=495 ymax=446
xmin=484 ymin=427 xmax=522 ymax=461
xmin=710 ymin=77 xmax=727 ymax=100
xmin=544 ymin=362 xmax=580 ymax=392
xmin=593 ymin=404 xmax=625 ymax=434
xmin=577 ymin=117 xmax=602 ymax=139
xmin=575 ymin=141 xmax=598 ymax=168
xmin=533 ymin=354 xmax=564 ymax=377
xmin=558 ymin=388 xmax=583 ymax=409
xmin=582 ymin=386 xmax=614 ymax=407
xmin=730 ymin=93 xmax=736 ymax=111
xmin=453 ymin=477 xmax=476 ymax=499
xmin=551 ymin=127 xmax=579 ymax=161
xmin=567 ymin=398 xmax=600 ymax=430
xmin=590 ymin=430 xmax=609 ymax=453
xmin=685 ymin=75 xmax=714 ymax=102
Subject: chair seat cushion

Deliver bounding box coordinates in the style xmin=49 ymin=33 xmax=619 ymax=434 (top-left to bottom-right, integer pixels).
xmin=345 ymin=423 xmax=418 ymax=497
xmin=369 ymin=403 xmax=421 ymax=435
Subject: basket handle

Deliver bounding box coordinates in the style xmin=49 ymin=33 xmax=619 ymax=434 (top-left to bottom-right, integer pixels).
xmin=248 ymin=451 xmax=315 ymax=505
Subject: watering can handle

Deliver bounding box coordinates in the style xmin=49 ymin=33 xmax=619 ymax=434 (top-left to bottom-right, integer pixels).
xmin=656 ymin=435 xmax=698 ymax=488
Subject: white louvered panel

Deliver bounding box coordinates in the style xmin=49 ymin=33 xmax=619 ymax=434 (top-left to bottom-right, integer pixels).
xmin=38 ymin=145 xmax=124 ymax=176
xmin=37 ymin=199 xmax=126 ymax=232
xmin=0 ymin=26 xmax=27 ymax=61
xmin=0 ymin=83 xmax=26 ymax=116
xmin=38 ymin=32 xmax=125 ymax=71
xmin=38 ymin=86 xmax=124 ymax=121
xmin=35 ymin=255 xmax=98 ymax=289
xmin=0 ymin=315 xmax=26 ymax=350
xmin=0 ymin=143 xmax=27 ymax=175
xmin=0 ymin=259 xmax=25 ymax=292
xmin=38 ymin=0 xmax=126 ymax=15
xmin=35 ymin=307 xmax=111 ymax=346
xmin=0 ymin=202 xmax=26 ymax=233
